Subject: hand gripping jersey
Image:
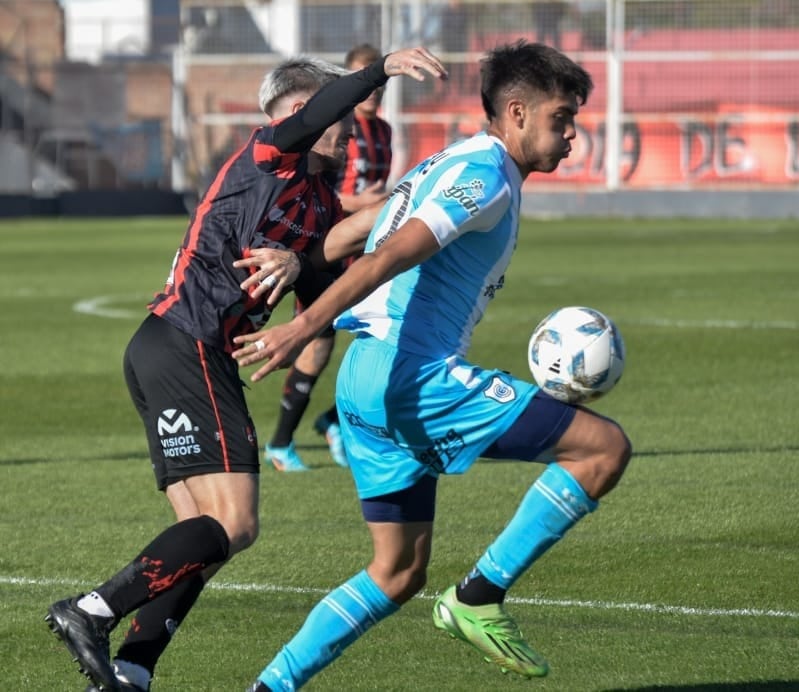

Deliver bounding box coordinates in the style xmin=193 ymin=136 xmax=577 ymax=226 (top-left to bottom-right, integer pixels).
xmin=149 ymin=58 xmax=390 ymax=353
xmin=335 ymin=132 xmax=523 ymax=359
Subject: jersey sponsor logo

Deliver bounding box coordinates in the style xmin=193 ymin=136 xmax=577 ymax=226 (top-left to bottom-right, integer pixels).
xmin=267 ymin=207 xmax=285 ymax=222
xmin=441 ymin=179 xmax=485 ymax=217
xmin=157 ymin=408 xmax=202 ymax=457
xmin=264 ymin=208 xmax=323 ymax=239
xmin=416 ymin=428 xmax=465 ymax=473
xmin=483 ymin=376 xmax=516 ymax=403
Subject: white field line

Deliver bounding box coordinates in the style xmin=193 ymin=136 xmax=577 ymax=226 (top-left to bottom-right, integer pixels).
xmin=627 ymin=317 xmax=798 ymax=330
xmin=73 ymin=295 xmax=799 ymax=331
xmin=72 ymin=294 xmax=149 ymax=320
xmin=3 ymin=574 xmax=797 ymax=620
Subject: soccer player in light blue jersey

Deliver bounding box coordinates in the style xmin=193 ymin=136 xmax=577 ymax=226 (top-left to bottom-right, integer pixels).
xmin=234 ymin=40 xmax=632 ymax=689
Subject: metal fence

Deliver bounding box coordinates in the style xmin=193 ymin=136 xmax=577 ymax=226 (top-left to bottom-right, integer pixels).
xmin=2 ymin=0 xmax=798 ymax=194
xmin=182 ymin=0 xmax=799 ymax=192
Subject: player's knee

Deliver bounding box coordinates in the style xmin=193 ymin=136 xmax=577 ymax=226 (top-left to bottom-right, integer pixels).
xmin=405 ymin=565 xmax=428 ymax=596
xmin=596 ymin=422 xmax=632 ymax=491
xmin=220 ymin=514 xmax=260 ymax=555
xmin=370 ymin=563 xmax=427 ymax=604
xmin=392 ymin=566 xmax=427 ymax=604
xmin=610 ymin=422 xmax=632 ymax=470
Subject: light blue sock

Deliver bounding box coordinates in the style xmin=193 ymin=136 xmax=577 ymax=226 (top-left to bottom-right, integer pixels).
xmin=476 ymin=463 xmax=597 ymax=590
xmin=258 ymin=570 xmax=399 ymax=691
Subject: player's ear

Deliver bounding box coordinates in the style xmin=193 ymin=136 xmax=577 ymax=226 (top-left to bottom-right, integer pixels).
xmin=290 ymin=100 xmax=307 ymax=114
xmin=507 ymin=99 xmax=526 ymax=129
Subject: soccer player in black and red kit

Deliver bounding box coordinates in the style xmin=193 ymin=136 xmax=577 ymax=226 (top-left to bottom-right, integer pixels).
xmin=45 ymin=46 xmax=447 ymax=692
xmin=336 ymin=44 xmax=394 ymax=215
xmin=267 ymin=43 xmax=395 ymax=472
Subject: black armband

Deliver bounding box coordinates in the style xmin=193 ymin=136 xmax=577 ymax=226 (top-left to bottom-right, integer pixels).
xmin=292 ymin=252 xmax=337 ymax=305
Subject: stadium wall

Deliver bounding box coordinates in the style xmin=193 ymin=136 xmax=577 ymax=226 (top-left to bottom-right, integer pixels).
xmin=521 ymin=190 xmax=798 ymax=220
xmin=0 ymin=190 xmax=186 ymax=218
xmin=1 ymin=189 xmax=795 ymax=220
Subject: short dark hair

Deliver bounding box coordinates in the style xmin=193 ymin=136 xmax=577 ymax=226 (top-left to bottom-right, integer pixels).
xmin=480 ymin=40 xmax=593 ymax=120
xmin=345 ymin=43 xmax=382 ymax=69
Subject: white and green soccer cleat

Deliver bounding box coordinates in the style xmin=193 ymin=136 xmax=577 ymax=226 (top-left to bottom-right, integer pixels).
xmin=432 ymin=585 xmax=549 ymax=678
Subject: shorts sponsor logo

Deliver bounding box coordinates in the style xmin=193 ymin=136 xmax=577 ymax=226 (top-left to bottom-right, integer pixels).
xmin=342 ymin=410 xmax=389 ymax=438
xmin=484 ymin=376 xmax=516 ymax=403
xmin=157 ymin=408 xmax=202 ymax=457
xmin=157 ymin=409 xmax=193 ymax=435
xmin=416 ymin=428 xmax=465 ymax=473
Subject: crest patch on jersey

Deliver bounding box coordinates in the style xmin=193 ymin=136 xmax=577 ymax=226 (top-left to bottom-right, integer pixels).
xmin=483 ymin=376 xmax=516 ymax=403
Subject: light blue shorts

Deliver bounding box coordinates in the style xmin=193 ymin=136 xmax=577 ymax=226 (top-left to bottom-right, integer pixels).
xmin=336 ymin=336 xmax=538 ymax=499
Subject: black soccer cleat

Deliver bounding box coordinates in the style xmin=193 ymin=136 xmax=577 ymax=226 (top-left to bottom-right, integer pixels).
xmin=45 ymin=596 xmax=120 ymax=692
xmin=246 ymin=683 xmax=272 ymax=692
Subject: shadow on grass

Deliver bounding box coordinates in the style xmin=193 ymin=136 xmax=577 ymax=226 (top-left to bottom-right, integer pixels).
xmin=0 ymin=451 xmax=145 ymax=466
xmin=0 ymin=443 xmax=334 ymax=467
xmin=633 ymin=444 xmax=799 ymax=459
xmin=3 ymin=443 xmax=798 ymax=468
xmin=604 ymin=683 xmax=799 ymax=692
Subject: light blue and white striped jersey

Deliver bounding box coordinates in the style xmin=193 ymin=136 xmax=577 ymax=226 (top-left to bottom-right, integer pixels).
xmin=334 ymin=132 xmax=523 ymax=358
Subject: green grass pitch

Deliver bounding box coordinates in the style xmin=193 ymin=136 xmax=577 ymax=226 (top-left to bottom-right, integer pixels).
xmin=1 ymin=215 xmax=797 ymax=690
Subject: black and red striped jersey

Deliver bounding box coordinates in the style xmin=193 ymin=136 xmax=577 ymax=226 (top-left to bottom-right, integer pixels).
xmin=148 ymin=57 xmax=390 ymax=354
xmin=337 ymin=114 xmax=392 ymax=196
xmin=149 ymin=125 xmax=343 ymax=353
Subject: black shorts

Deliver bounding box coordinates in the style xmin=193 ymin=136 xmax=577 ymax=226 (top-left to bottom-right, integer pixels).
xmin=123 ymin=314 xmax=260 ymax=491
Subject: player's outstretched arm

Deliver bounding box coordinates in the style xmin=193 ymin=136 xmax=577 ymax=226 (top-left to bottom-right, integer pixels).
xmin=232 ymin=217 xmax=440 ymax=381
xmin=235 ymin=199 xmax=384 ymax=301
xmin=275 ymin=47 xmax=446 ymax=154
xmin=382 ymin=46 xmax=448 ymax=82
xmin=309 ymin=200 xmax=385 ymax=267
xmin=338 ymin=181 xmax=388 ymax=215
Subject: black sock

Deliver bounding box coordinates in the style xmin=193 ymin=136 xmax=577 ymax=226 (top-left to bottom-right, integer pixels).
xmin=270 ymin=367 xmax=318 ymax=447
xmin=97 ymin=515 xmax=229 ymax=619
xmin=323 ymin=403 xmax=339 ymax=426
xmin=456 ymin=569 xmax=506 ymax=606
xmin=115 ymin=573 xmax=205 ymax=675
